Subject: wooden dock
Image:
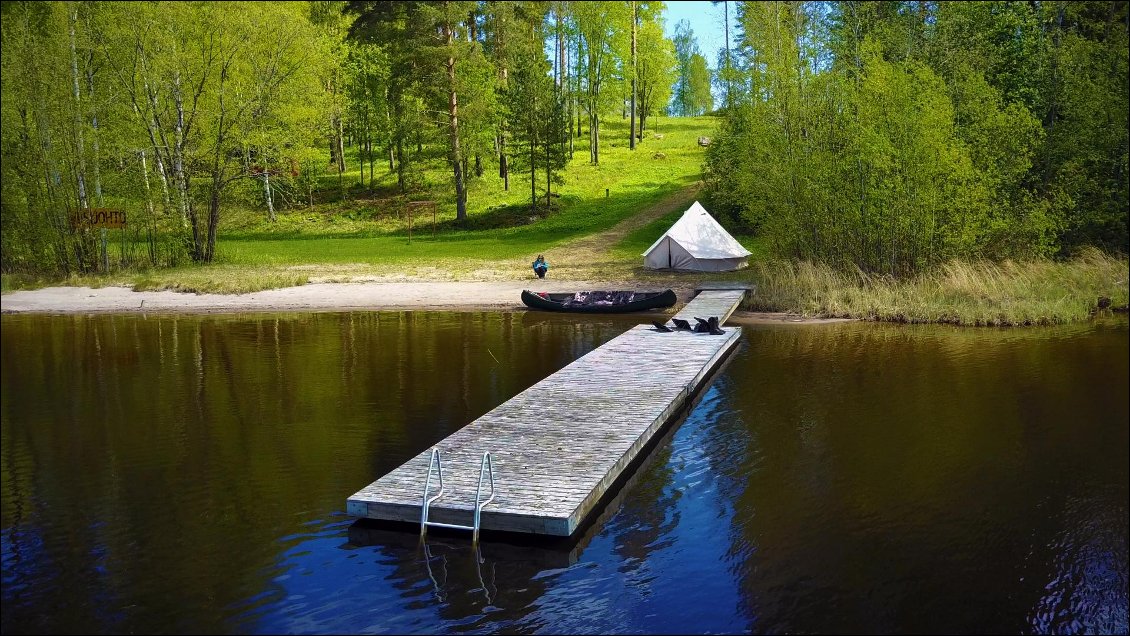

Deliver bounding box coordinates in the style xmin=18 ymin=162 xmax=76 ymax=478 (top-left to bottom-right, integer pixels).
xmin=346 ymin=289 xmax=747 ymax=537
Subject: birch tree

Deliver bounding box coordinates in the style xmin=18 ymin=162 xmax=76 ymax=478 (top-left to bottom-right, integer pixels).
xmin=573 ymin=1 xmax=630 ymax=165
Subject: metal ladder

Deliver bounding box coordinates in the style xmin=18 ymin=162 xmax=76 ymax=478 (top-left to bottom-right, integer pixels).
xmin=419 ymin=448 xmax=496 ymax=543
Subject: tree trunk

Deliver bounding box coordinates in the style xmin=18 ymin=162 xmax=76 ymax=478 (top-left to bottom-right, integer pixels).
xmin=555 ymin=8 xmax=563 ymax=87
xmin=567 ymin=39 xmax=574 ymax=157
xmin=723 ymin=0 xmax=731 ymax=108
xmin=172 ymin=70 xmax=190 ymax=226
xmin=575 ymin=41 xmax=583 ymax=139
xmin=444 ymin=13 xmax=467 ymax=221
xmin=68 ymin=8 xmax=89 ymax=211
xmin=139 ymin=150 xmax=157 ymax=265
xmin=560 ymin=13 xmax=570 ymax=159
xmin=396 ymin=131 xmax=405 ymax=193
xmin=589 ymin=106 xmax=600 ymax=164
xmin=630 ymin=1 xmax=637 ymax=149
xmin=85 ymin=54 xmax=103 ymax=205
xmin=264 ymin=168 xmax=275 ymax=222
xmin=416 ymin=102 xmax=423 ymax=154
xmin=593 ymin=116 xmax=599 ymax=164
xmin=152 ymin=141 xmax=171 ymax=213
xmin=386 ymin=99 xmax=395 ymax=171
xmin=358 ymin=127 xmax=365 ymax=185
xmin=530 ymin=127 xmax=537 ymax=211
xmin=205 ymin=182 xmax=220 ymax=262
xmin=499 ymin=64 xmax=509 ymax=190
xmin=335 ymin=116 xmax=346 ymax=173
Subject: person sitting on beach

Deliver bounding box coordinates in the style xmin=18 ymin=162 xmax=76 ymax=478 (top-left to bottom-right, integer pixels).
xmin=532 ymin=255 xmax=549 ymax=279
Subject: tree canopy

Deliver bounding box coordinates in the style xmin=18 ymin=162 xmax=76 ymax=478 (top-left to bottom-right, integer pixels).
xmin=704 ymin=0 xmax=1128 ymax=274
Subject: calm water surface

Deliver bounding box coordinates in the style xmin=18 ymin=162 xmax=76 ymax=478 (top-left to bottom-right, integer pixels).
xmin=1 ymin=311 xmax=1127 ymax=634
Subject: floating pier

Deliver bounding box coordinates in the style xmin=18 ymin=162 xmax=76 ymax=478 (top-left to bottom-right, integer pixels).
xmin=346 ymin=289 xmax=747 ymax=537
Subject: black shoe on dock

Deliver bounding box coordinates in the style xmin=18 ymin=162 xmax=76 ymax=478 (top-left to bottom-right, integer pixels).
xmin=651 ymin=320 xmax=673 ymax=332
xmin=671 ymin=318 xmax=691 ymax=330
xmin=708 ymin=316 xmax=725 ymax=335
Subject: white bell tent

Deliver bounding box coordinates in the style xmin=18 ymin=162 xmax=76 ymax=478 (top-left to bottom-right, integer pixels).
xmin=642 ymin=201 xmax=751 ymax=271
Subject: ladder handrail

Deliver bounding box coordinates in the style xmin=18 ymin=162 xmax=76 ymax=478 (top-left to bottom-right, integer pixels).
xmin=420 ymin=448 xmax=445 ymax=535
xmin=420 ymin=448 xmax=496 ymax=543
xmin=471 ymin=452 xmax=496 ymax=543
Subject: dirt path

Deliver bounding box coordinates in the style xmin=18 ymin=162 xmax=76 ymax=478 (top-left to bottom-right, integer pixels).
xmin=545 ymin=182 xmax=702 ymax=268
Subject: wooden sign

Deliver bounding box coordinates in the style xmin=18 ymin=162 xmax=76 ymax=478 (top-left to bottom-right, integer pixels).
xmin=71 ymin=208 xmax=126 ymax=229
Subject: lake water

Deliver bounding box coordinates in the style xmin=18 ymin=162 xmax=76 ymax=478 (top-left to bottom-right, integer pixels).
xmin=1 ymin=311 xmax=1127 ymax=634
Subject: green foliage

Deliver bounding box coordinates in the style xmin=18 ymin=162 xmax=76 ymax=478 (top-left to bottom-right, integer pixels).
xmin=636 ymin=18 xmax=677 ymax=130
xmin=685 ymin=53 xmax=714 ymax=116
xmin=706 ymin=0 xmax=1128 ymax=275
xmin=669 ymin=15 xmax=714 ymax=116
xmin=0 ymin=0 xmax=332 ymax=273
xmin=573 ymin=0 xmax=632 ymax=164
xmin=670 ymin=19 xmax=696 ymax=116
xmin=6 ymin=0 xmax=1123 ymax=288
xmin=505 ymin=15 xmax=569 ymax=211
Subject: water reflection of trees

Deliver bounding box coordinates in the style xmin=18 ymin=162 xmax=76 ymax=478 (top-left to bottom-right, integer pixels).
xmin=714 ymin=322 xmax=1128 ymax=633
xmin=5 ymin=314 xmax=1122 ymax=633
xmin=0 ymin=312 xmax=632 ymax=633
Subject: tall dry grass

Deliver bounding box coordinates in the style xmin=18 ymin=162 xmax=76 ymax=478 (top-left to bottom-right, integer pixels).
xmin=741 ymin=248 xmax=1129 ymax=326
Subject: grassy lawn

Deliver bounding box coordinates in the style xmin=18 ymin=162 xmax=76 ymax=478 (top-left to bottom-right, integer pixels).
xmin=210 ymin=115 xmax=712 ymax=274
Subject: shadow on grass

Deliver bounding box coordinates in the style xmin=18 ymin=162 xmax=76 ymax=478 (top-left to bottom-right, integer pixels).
xmin=208 ymin=179 xmax=710 ymax=273
xmin=641 ymin=116 xmax=722 ymax=134
xmin=431 ymin=196 xmax=576 ymax=233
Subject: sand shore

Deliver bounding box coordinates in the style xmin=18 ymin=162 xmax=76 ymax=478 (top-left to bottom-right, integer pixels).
xmin=1 ymin=281 xmax=846 ymax=324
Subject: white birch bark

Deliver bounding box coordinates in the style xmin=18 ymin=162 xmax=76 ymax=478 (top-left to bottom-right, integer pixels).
xmin=69 ymin=7 xmax=89 ymax=210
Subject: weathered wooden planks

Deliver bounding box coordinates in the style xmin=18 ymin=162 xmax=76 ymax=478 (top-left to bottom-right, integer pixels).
xmin=346 ymin=290 xmax=746 ymax=537
xmin=673 ymin=288 xmax=746 ymax=325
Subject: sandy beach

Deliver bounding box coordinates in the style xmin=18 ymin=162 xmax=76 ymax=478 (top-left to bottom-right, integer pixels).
xmin=1 ymin=281 xmax=845 ymax=324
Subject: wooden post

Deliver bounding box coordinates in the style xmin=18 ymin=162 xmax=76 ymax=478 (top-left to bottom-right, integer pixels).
xmin=406 ymin=201 xmax=437 ymax=242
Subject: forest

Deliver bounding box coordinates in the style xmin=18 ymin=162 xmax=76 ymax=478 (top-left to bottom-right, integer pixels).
xmin=0 ymin=0 xmax=690 ymax=274
xmin=705 ymin=1 xmax=1128 ymax=274
xmin=0 ymin=1 xmax=1127 ymax=282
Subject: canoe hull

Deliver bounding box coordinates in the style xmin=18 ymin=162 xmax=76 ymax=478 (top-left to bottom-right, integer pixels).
xmin=521 ymin=289 xmax=677 ymax=314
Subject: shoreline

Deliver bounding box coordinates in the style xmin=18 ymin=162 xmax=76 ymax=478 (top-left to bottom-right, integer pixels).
xmin=0 ymin=282 xmax=847 ymax=324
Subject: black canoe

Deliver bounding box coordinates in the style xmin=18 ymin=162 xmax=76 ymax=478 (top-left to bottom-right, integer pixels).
xmin=521 ymin=289 xmax=677 ymax=314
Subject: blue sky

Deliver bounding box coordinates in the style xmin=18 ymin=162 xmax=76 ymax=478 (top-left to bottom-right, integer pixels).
xmin=662 ymin=1 xmax=730 ymax=70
